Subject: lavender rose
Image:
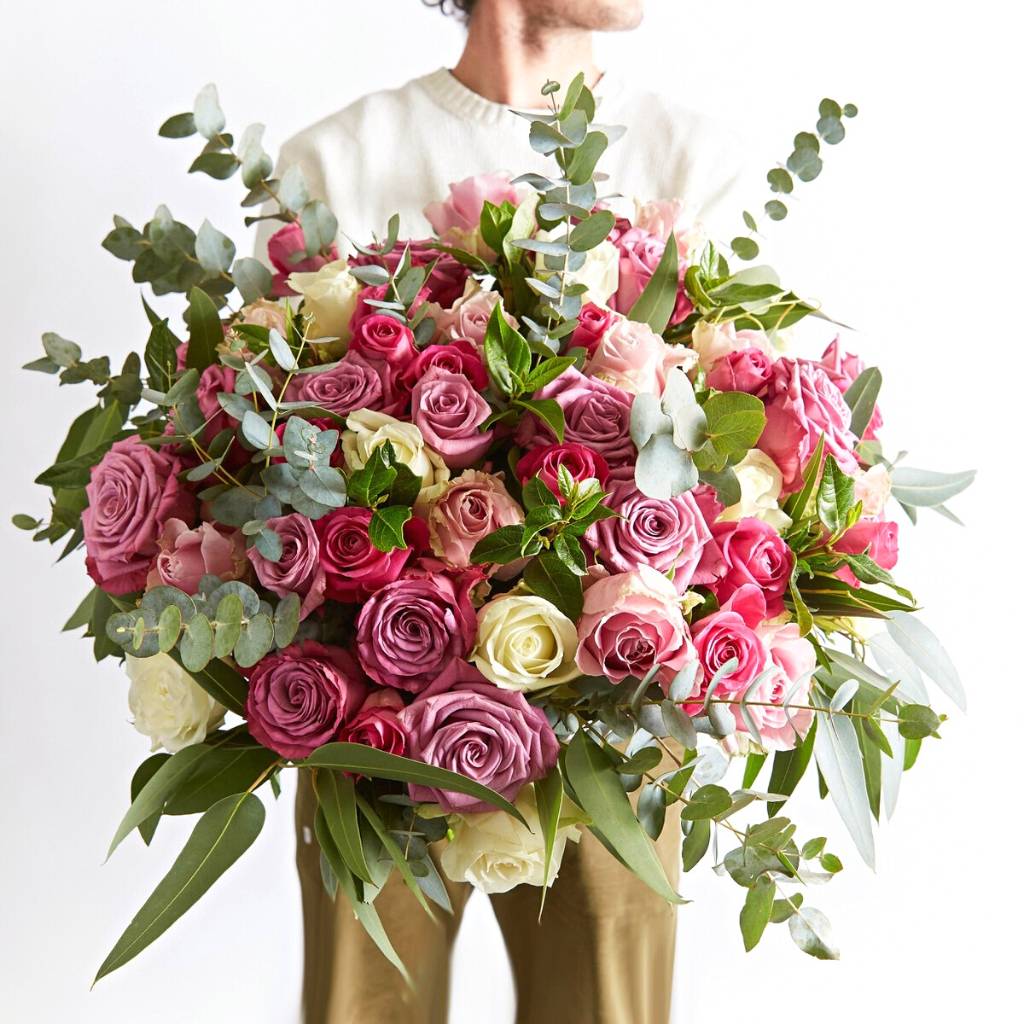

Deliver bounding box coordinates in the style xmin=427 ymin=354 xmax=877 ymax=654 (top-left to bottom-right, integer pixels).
xmin=83 ymin=436 xmax=195 ymax=595
xmin=245 ymin=641 xmax=367 ymax=760
xmin=400 ymin=659 xmax=559 ymax=812
xmin=355 ymin=571 xmax=479 ymax=693
xmin=289 ymin=352 xmax=390 ymax=417
xmin=411 ymin=366 xmax=494 ymax=469
xmin=248 ymin=513 xmax=326 ymax=620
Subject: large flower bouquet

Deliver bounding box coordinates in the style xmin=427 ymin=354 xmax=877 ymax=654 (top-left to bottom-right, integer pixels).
xmin=18 ymin=75 xmax=974 ymax=981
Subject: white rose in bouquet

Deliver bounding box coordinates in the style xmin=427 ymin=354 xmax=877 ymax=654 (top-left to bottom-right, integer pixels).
xmin=719 ymin=450 xmax=792 ymax=531
xmin=288 ymin=259 xmax=361 ymax=344
xmin=439 ymin=787 xmax=583 ymax=894
xmin=537 ymin=233 xmax=619 ymax=306
xmin=125 ymin=653 xmax=225 ymax=752
xmin=854 ymin=463 xmax=893 ymax=517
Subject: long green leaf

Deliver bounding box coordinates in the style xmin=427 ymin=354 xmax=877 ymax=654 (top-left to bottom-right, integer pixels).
xmin=814 ymin=711 xmax=875 ymax=868
xmin=843 ymin=366 xmax=882 ymax=438
xmin=170 ymin=651 xmax=247 ymax=715
xmin=784 ymin=434 xmax=826 ymax=522
xmin=303 ymin=744 xmax=526 ymax=824
xmin=184 ymin=287 xmax=222 ymax=372
xmin=534 ymin=768 xmax=564 ymax=914
xmin=164 ymin=745 xmax=277 ymax=815
xmin=627 ymin=233 xmax=678 ymax=335
xmin=563 ymin=731 xmax=682 ymax=904
xmin=314 ymin=771 xmax=375 ymax=885
xmin=766 ymin=718 xmax=816 ymax=816
xmin=95 ymin=793 xmax=264 ymax=982
xmin=130 ymin=754 xmax=170 ymax=845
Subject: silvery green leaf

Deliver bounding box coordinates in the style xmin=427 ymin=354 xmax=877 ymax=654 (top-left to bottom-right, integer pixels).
xmin=661 ymin=700 xmax=698 ymax=749
xmin=829 ymin=678 xmax=860 ymax=712
xmin=241 ymin=410 xmax=274 ymax=450
xmin=254 ymin=527 xmax=282 ymax=562
xmin=268 ymin=329 xmax=297 ymax=371
xmin=843 ymin=367 xmax=882 ymax=438
xmin=193 ymin=83 xmax=225 ymax=140
xmin=195 ymin=220 xmax=236 ymax=274
xmin=788 ymin=907 xmax=839 ymax=960
xmin=690 ymin=747 xmax=728 ymax=786
xmin=301 ymin=201 xmax=338 ymax=256
xmin=668 ymin=662 xmax=698 ymax=702
xmin=885 ymin=612 xmax=966 ymax=711
xmin=635 ymin=435 xmax=697 ymax=499
xmin=238 ymin=123 xmax=273 ymax=188
xmin=820 ymin=649 xmax=894 ymax=704
xmin=42 ymin=332 xmax=82 ymax=367
xmin=814 ymin=710 xmax=875 ymax=868
xmin=239 ymin=362 xmax=277 ymax=409
xmin=179 ymin=614 xmax=214 ymax=672
xmin=278 ymin=165 xmax=309 ymax=213
xmin=216 ymin=392 xmax=251 ymax=423
xmin=629 ymin=392 xmax=672 ymax=449
xmin=298 ymin=466 xmax=347 ymax=508
xmin=232 ymin=257 xmax=272 ymax=303
xmin=867 ymin=633 xmax=929 ymax=703
xmin=262 ymin=462 xmax=298 ymax=502
xmin=635 ymin=704 xmax=668 ymax=738
xmin=703 ymin=657 xmax=741 ymax=712
xmin=208 ymin=580 xmax=261 ymax=617
xmin=662 ymin=370 xmax=708 ymax=450
xmin=349 ymin=264 xmax=391 ymax=286
xmin=889 ymin=466 xmax=975 ymax=508
xmin=234 ymin=613 xmax=275 ymax=667
xmin=880 ymin=717 xmax=905 ymax=820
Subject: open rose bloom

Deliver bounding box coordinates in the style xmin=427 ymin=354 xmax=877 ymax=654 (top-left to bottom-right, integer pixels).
xmin=22 ymin=75 xmax=971 ymax=978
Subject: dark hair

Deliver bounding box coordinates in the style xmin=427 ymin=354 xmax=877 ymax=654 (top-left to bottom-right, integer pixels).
xmin=422 ymin=0 xmax=477 ymax=20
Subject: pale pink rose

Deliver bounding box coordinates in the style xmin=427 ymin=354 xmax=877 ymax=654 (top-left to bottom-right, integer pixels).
xmin=818 ymin=337 xmax=883 ymax=440
xmin=424 ymin=173 xmax=519 ymax=258
xmin=237 ymin=300 xmax=287 ymax=334
xmin=633 ymin=198 xmax=705 ymax=257
xmin=428 ymin=470 xmax=525 ymax=568
xmin=691 ymin=321 xmax=774 ymax=372
xmin=609 ymin=225 xmax=692 ymax=325
xmin=434 ymin=287 xmax=507 ymax=351
xmin=757 ymin=357 xmax=860 ymax=494
xmin=706 ymin=346 xmax=774 ymax=395
xmin=586 ymin=318 xmax=691 ymax=395
xmin=411 ymin=367 xmax=494 ymax=469
xmin=147 ymin=519 xmax=247 ymax=595
xmin=575 ymin=564 xmax=696 ymax=690
xmin=735 ymin=623 xmax=816 ymax=750
xmin=854 ymin=464 xmax=892 ymax=517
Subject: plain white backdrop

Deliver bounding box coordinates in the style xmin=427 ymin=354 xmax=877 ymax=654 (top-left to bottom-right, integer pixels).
xmin=1 ymin=1 xmax=1020 ymax=1021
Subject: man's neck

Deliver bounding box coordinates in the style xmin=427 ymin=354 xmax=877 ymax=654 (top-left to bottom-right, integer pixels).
xmin=451 ymin=4 xmax=600 ymax=109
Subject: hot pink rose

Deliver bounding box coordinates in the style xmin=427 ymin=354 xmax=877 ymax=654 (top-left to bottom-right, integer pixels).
xmin=519 ymin=367 xmax=636 ymax=468
xmin=350 ymin=313 xmax=418 ymax=369
xmin=400 ymin=659 xmax=559 ymax=813
xmin=411 ymin=367 xmax=494 ymax=469
xmin=245 ymin=641 xmax=367 ymax=760
xmin=515 ymin=442 xmax=610 ymax=501
xmin=609 ymin=225 xmax=692 ymax=325
xmin=576 ymin=564 xmax=696 ymax=689
xmin=686 ymin=585 xmax=768 ymax=712
xmin=706 ymin=347 xmax=773 ymax=396
xmin=833 ymin=518 xmax=899 ymax=587
xmin=758 ymin=357 xmax=860 ymax=493
xmin=195 ymin=363 xmax=237 ymax=442
xmin=434 ymin=288 xmax=506 ymax=351
xmin=355 ymin=571 xmax=479 ymax=693
xmin=248 ymin=513 xmax=327 ymax=620
xmin=350 ymin=239 xmax=470 ymax=307
xmin=570 ymin=303 xmax=615 ymax=357
xmin=429 ymin=470 xmax=524 ymax=567
xmin=339 ymin=689 xmax=409 ymax=757
xmin=83 ymin=436 xmax=195 ymax=595
xmin=267 ymin=223 xmax=339 ymax=298
xmin=709 ymin=517 xmax=794 ymax=618
xmin=315 ymin=506 xmax=426 ymax=602
xmin=424 ymin=173 xmax=518 ymax=247
xmin=350 ymin=284 xmax=428 ymax=335
xmin=818 ymin=337 xmax=883 ymax=440
xmin=588 ymin=481 xmax=711 ymax=592
xmin=735 ymin=623 xmax=816 ymax=750
xmin=147 ymin=519 xmax=247 ymax=595
xmin=401 ymin=339 xmax=488 ymax=392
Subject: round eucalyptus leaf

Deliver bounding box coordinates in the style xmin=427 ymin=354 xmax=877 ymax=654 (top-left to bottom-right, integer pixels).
xmin=234 ymin=613 xmax=275 ymax=667
xmin=273 ymin=593 xmax=301 ymax=649
xmin=765 ymin=200 xmax=788 ymax=221
xmin=209 ymin=580 xmax=261 ymax=618
xmin=157 ymin=605 xmax=182 ymax=653
xmin=179 ymin=614 xmax=214 ymax=672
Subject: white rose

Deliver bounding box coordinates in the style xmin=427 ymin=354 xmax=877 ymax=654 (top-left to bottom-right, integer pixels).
xmin=854 ymin=463 xmax=892 ymax=517
xmin=537 ymin=234 xmax=619 ymax=306
xmin=720 ymin=450 xmax=792 ymax=531
xmin=125 ymin=653 xmax=225 ymax=752
xmin=342 ymin=409 xmax=450 ymax=507
xmin=439 ymin=787 xmax=582 ymax=894
xmin=288 ymin=259 xmax=361 ymax=345
xmin=691 ymin=319 xmax=774 ymax=371
xmin=472 ymin=594 xmax=581 ymax=691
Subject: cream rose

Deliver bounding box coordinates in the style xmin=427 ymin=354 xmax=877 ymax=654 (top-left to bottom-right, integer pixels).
xmin=472 ymin=593 xmax=581 ymax=691
xmin=719 ymin=450 xmax=792 ymax=531
xmin=125 ymin=653 xmax=225 ymax=752
xmin=537 ymin=234 xmax=619 ymax=307
xmin=438 ymin=786 xmax=582 ymax=894
xmin=854 ymin=463 xmax=892 ymax=517
xmin=342 ymin=409 xmax=450 ymax=508
xmin=691 ymin=319 xmax=774 ymax=372
xmin=288 ymin=259 xmax=361 ymax=346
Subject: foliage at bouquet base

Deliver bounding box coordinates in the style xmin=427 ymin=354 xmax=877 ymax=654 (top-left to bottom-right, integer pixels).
xmin=17 ymin=74 xmax=975 ymax=982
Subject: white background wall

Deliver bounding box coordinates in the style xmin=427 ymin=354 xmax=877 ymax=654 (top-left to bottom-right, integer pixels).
xmin=1 ymin=1 xmax=1020 ymax=1021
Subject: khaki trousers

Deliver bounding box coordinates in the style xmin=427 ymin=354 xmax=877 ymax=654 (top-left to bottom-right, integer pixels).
xmin=295 ymin=775 xmax=681 ymax=1024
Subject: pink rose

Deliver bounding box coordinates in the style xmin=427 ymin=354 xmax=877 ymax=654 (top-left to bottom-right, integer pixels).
xmin=350 ymin=284 xmax=428 ymax=335
xmin=245 ymin=640 xmax=367 ymax=760
xmin=237 ymin=299 xmax=287 ymax=334
xmin=411 ymin=367 xmax=494 ymax=469
xmin=633 ymin=198 xmax=698 ymax=257
xmin=400 ymin=658 xmax=559 ymax=813
xmin=686 ymin=585 xmax=768 ymax=712
xmin=315 ymin=506 xmax=426 ymax=602
xmin=424 ymin=173 xmax=518 ymax=252
xmin=349 ymin=239 xmax=470 ymax=308
xmin=83 ymin=436 xmax=195 ymax=595
xmin=588 ymin=481 xmax=711 ymax=592
xmin=586 ymin=317 xmax=683 ymax=395
xmin=833 ymin=518 xmax=899 ymax=587
xmin=515 ymin=442 xmax=610 ymax=501
xmin=289 ymin=352 xmax=407 ymax=418
xmin=570 ymin=303 xmax=615 ymax=357
xmin=401 ymin=339 xmax=488 ymax=392
xmin=248 ymin=513 xmax=326 ymax=620
xmin=349 ymin=313 xmax=418 ymax=369
xmin=706 ymin=347 xmax=773 ymax=396
xmin=818 ymin=337 xmax=883 ymax=440
xmin=195 ymin=363 xmax=237 ymax=443
xmin=355 ymin=570 xmax=479 ymax=693
xmin=434 ymin=288 xmax=506 ymax=350
xmin=709 ymin=517 xmax=794 ymax=618
xmin=609 ymin=226 xmax=692 ymax=325
xmin=758 ymin=357 xmax=860 ymax=494
xmin=267 ymin=223 xmax=339 ymax=298
xmin=519 ymin=367 xmax=636 ymax=468
xmin=147 ymin=519 xmax=247 ymax=595
xmin=735 ymin=623 xmax=816 ymax=750
xmin=428 ymin=470 xmax=524 ymax=567
xmin=339 ymin=689 xmax=409 ymax=757
xmin=576 ymin=564 xmax=696 ymax=689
